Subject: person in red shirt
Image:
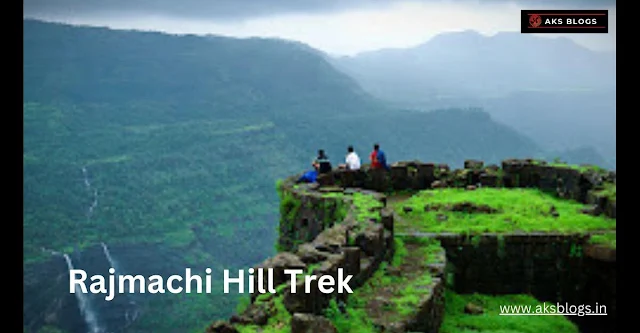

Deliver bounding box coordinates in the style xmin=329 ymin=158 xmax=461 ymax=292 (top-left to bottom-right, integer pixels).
xmin=370 ymin=151 xmax=379 ymax=168
xmin=370 ymin=143 xmax=381 ymax=169
xmin=369 ymin=143 xmax=390 ymax=170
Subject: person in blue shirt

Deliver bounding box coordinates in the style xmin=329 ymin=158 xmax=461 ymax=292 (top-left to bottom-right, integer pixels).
xmin=369 ymin=143 xmax=390 ymax=171
xmin=297 ymin=149 xmax=332 ymax=183
xmin=297 ymin=169 xmax=318 ymax=183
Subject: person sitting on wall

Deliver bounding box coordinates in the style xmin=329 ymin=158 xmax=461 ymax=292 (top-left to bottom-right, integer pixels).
xmin=296 ymin=149 xmax=332 ymax=184
xmin=339 ymin=145 xmax=361 ymax=171
xmin=296 ymin=168 xmax=318 ymax=184
xmin=369 ymin=143 xmax=390 ymax=171
xmin=313 ymin=149 xmax=333 ymax=174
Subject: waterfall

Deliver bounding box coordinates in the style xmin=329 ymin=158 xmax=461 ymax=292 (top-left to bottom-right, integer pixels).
xmin=100 ymin=242 xmax=139 ymax=326
xmin=82 ymin=167 xmax=90 ymax=188
xmin=89 ymin=189 xmax=98 ymax=215
xmin=81 ymin=166 xmax=99 ymax=220
xmin=62 ymin=253 xmax=104 ymax=333
xmin=100 ymin=242 xmax=119 ymax=273
xmin=100 ymin=242 xmax=126 ymax=292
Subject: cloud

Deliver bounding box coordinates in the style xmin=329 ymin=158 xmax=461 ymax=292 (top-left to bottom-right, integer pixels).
xmin=23 ymin=0 xmax=616 ymax=21
xmin=23 ymin=0 xmax=616 ymax=56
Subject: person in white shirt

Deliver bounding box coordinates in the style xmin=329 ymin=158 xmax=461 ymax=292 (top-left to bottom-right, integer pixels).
xmin=343 ymin=145 xmax=361 ymax=170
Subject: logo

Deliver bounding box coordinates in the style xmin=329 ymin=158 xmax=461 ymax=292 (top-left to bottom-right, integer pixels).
xmin=521 ymin=10 xmax=608 ymax=33
xmin=529 ymin=14 xmax=542 ymax=28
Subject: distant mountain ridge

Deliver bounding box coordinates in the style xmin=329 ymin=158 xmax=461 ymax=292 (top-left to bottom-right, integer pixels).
xmin=332 ymin=30 xmax=615 ymax=100
xmin=330 ymin=30 xmax=616 ymax=168
xmin=24 ymin=19 xmax=377 ymax=115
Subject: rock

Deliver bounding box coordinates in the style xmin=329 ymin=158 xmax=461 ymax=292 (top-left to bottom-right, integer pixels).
xmin=479 ymin=174 xmax=499 ymax=187
xmin=317 ymin=186 xmax=343 ymax=193
xmin=583 ymin=243 xmax=616 ymax=262
xmin=431 ymin=180 xmax=446 ymax=188
xmin=317 ymin=173 xmax=336 ymax=187
xmin=464 ymin=303 xmax=484 ymax=315
xmin=296 ymin=244 xmax=329 ymax=264
xmin=374 ymin=296 xmax=393 ymax=307
xmin=437 ymin=164 xmax=450 ymax=171
xmin=466 ymin=185 xmax=477 ymax=191
xmin=380 ymin=208 xmax=394 ymax=231
xmin=464 ymin=160 xmax=484 ymax=170
xmin=582 ymin=170 xmax=604 ymax=188
xmin=384 ymin=322 xmax=407 ymax=333
xmin=262 ymin=252 xmax=306 ymax=271
xmin=228 ymin=315 xmax=248 ymax=325
xmin=342 ymin=247 xmax=361 ymax=276
xmin=291 ymin=313 xmax=338 ymax=333
xmin=253 ymin=253 xmax=306 ymax=301
xmin=313 ymin=224 xmax=349 ymax=251
xmin=450 ymin=202 xmax=497 ymax=214
xmin=403 ymin=206 xmax=413 ymax=213
xmin=206 ymin=321 xmax=238 ymax=333
xmin=241 ymin=304 xmax=271 ymax=326
xmin=580 ymin=205 xmax=602 ymax=216
xmin=556 ymin=178 xmax=568 ymax=198
xmin=606 ymin=200 xmax=616 ymax=218
xmin=485 ymin=164 xmax=500 ymax=172
xmin=428 ymin=262 xmax=446 ymax=277
xmin=436 ymin=214 xmax=448 ymax=222
xmin=354 ymin=222 xmax=384 ymax=257
xmin=343 ymin=187 xmax=359 ymax=195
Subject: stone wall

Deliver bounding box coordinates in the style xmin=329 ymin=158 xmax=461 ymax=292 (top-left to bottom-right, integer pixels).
xmin=421 ymin=233 xmax=616 ymax=333
xmin=208 ymin=175 xmax=448 ymax=333
xmin=323 ymin=158 xmax=616 ymax=219
xmin=277 ymin=177 xmax=350 ymax=252
xmin=207 ymin=158 xmax=616 ymax=333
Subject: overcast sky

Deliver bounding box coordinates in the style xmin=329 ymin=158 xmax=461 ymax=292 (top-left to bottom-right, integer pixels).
xmin=23 ymin=0 xmax=616 ymax=56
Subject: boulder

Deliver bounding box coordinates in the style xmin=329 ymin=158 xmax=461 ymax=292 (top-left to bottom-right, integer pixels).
xmin=252 ymin=252 xmax=306 ymax=301
xmin=206 ymin=321 xmax=238 ymax=333
xmin=296 ymin=244 xmax=330 ymax=264
xmin=464 ymin=303 xmax=484 ymax=315
xmin=464 ymin=160 xmax=484 ymax=170
xmin=291 ymin=313 xmax=338 ymax=333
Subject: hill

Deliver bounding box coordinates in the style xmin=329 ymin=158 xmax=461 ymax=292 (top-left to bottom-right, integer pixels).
xmin=24 ymin=20 xmax=558 ymax=333
xmin=330 ymin=30 xmax=616 ymax=168
xmin=208 ymin=159 xmax=616 ymax=333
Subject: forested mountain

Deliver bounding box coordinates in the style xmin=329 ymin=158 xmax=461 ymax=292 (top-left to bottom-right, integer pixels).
xmin=24 ymin=19 xmax=569 ymax=333
xmin=331 ymin=30 xmax=616 ymax=168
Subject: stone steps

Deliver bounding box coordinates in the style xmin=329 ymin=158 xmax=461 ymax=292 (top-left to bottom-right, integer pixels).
xmin=354 ymin=240 xmax=446 ymax=333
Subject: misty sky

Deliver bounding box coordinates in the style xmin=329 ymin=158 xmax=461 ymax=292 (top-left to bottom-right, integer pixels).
xmin=23 ymin=0 xmax=616 ymax=56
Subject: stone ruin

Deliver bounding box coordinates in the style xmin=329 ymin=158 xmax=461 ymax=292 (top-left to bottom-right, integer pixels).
xmin=206 ymin=158 xmax=616 ymax=333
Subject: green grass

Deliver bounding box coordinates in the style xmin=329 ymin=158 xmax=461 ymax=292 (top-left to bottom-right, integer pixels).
xmin=325 ymin=298 xmax=374 ymax=333
xmin=234 ymin=284 xmax=292 ymax=333
xmin=321 ymin=191 xmax=383 ymax=223
xmin=531 ymin=159 xmax=610 ymax=174
xmin=396 ymin=188 xmax=615 ymax=234
xmin=235 ymin=297 xmax=291 ymax=333
xmin=352 ymin=193 xmax=384 ymax=222
xmin=326 ymin=237 xmax=444 ymax=331
xmin=588 ymin=232 xmax=616 ymax=249
xmin=595 ymin=183 xmax=616 ymax=202
xmin=440 ymin=291 xmax=579 ymax=333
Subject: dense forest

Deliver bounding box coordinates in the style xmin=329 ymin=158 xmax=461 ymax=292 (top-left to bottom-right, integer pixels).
xmin=23 ymin=19 xmax=594 ymax=333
